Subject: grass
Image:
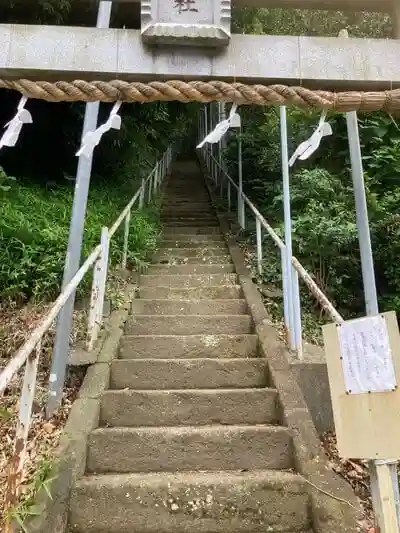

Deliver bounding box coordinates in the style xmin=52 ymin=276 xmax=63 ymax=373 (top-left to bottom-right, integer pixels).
xmin=0 ymin=167 xmax=163 ymax=532
xmin=0 ymin=175 xmax=161 ymax=304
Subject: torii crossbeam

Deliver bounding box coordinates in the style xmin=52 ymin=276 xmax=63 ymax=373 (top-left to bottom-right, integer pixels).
xmin=1 ymin=0 xmax=400 ymax=100
xmin=1 ymin=25 xmax=400 ymax=92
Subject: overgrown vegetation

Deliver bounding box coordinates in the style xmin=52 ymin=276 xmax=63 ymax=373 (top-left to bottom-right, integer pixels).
xmin=0 ymin=3 xmax=398 ymax=530
xmin=0 ymin=4 xmax=196 ymax=525
xmin=224 ymin=8 xmax=399 ymax=341
xmin=0 ymin=101 xmax=195 ymax=305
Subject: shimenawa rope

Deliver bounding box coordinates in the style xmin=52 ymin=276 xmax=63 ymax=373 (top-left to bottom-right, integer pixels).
xmin=0 ymin=79 xmax=400 ymax=112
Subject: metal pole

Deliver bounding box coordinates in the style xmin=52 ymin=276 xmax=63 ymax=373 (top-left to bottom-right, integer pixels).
xmin=122 ymin=208 xmax=131 ymax=270
xmin=218 ymin=102 xmax=223 ymax=196
xmin=292 ymin=267 xmax=303 ymax=358
xmin=46 ymin=1 xmax=112 ymax=417
xmin=238 ymin=125 xmax=245 ymax=229
xmin=281 ymin=246 xmax=290 ymax=334
xmin=280 ymin=106 xmax=295 ymax=350
xmin=256 ymin=218 xmax=263 ymax=275
xmin=139 ymin=178 xmax=145 ymax=208
xmin=346 ymin=110 xmax=400 ymax=531
xmin=346 ymin=112 xmax=379 ymax=316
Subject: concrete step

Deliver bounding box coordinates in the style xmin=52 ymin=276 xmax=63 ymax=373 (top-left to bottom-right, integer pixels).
xmin=138 ymin=286 xmax=242 ymax=300
xmin=87 ymin=425 xmax=291 ymax=474
xmin=160 ymin=241 xmax=227 ymax=249
xmin=119 ymin=334 xmax=258 ymax=359
xmin=70 ymin=470 xmax=311 ymax=533
xmin=161 ymin=234 xmax=225 ymax=243
xmin=162 ymin=227 xmax=221 ymax=234
xmin=161 ymin=219 xmax=219 ymax=226
xmin=161 ymin=210 xmax=216 ymax=216
xmin=110 ymin=358 xmax=268 ymax=390
xmin=139 ymin=274 xmax=237 ymax=287
xmin=147 ymin=264 xmax=235 ymax=275
xmin=161 ymin=214 xmax=217 ymax=218
xmin=162 ymin=203 xmax=212 ymax=209
xmin=131 ymin=299 xmax=247 ymax=316
xmin=164 ymin=198 xmax=210 ymax=202
xmin=100 ymin=388 xmax=277 ymax=427
xmin=154 ymin=247 xmax=228 ymax=257
xmin=163 ymin=222 xmax=219 ymax=228
xmin=154 ymin=255 xmax=233 ymax=265
xmin=124 ymin=315 xmax=253 ymax=335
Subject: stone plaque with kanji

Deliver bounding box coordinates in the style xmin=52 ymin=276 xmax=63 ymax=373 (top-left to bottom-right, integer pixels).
xmin=141 ymin=0 xmax=231 ymax=47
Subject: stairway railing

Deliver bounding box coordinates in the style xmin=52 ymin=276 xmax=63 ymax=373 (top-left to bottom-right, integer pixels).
xmin=0 ymin=145 xmax=173 ymax=530
xmin=198 ymin=147 xmax=344 ymax=360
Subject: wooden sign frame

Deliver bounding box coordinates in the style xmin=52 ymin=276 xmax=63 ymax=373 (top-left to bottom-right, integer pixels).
xmin=323 ymin=311 xmax=400 ymax=460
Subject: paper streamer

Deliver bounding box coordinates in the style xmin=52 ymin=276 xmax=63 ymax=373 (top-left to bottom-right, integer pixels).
xmin=289 ymin=110 xmax=332 ymax=167
xmin=197 ymin=104 xmax=239 ymax=148
xmin=0 ymin=96 xmax=33 ymax=150
xmin=77 ymin=102 xmax=122 ymax=158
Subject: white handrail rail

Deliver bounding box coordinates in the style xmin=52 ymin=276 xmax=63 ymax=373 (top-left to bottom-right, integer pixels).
xmin=203 ymin=148 xmax=343 ymax=326
xmin=0 ymin=246 xmax=101 ymax=394
xmin=0 ymin=144 xmax=173 ymax=528
xmin=109 ymin=189 xmax=141 ymax=238
xmin=215 ymin=161 xmax=285 ymax=249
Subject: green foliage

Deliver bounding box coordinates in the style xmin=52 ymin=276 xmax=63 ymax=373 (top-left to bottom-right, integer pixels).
xmin=0 ymin=169 xmax=163 ymax=303
xmin=0 ymin=91 xmax=195 ymax=305
xmin=0 ymin=0 xmax=72 ymax=24
xmin=232 ymin=6 xmax=391 ymax=37
xmin=222 ymin=5 xmax=400 ymax=328
xmin=0 ymin=166 xmax=16 ymax=193
xmin=6 ymin=455 xmax=56 ymax=532
xmin=226 ymin=105 xmax=400 ymax=321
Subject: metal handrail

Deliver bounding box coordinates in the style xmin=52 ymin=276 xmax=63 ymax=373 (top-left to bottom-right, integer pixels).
xmin=0 ymin=145 xmax=173 ymax=530
xmin=202 ymin=148 xmax=343 ymax=343
xmin=0 ymin=246 xmax=101 ymax=394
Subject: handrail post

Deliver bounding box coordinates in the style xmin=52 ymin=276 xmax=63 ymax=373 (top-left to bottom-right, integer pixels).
xmin=280 ymin=105 xmax=295 ymax=350
xmin=122 ymin=208 xmax=131 ymax=270
xmin=87 ymin=227 xmax=110 ymax=352
xmin=227 ymin=180 xmax=231 ymax=211
xmin=46 ymin=0 xmax=113 ymax=418
xmin=238 ymin=126 xmax=245 ymax=229
xmin=256 ymin=218 xmax=263 ymax=275
xmin=139 ymin=178 xmax=145 ymax=208
xmin=218 ymin=102 xmax=223 ymax=192
xmin=292 ymin=267 xmax=303 ymax=359
xmin=280 ymin=246 xmax=290 ymax=342
xmin=4 ymin=341 xmax=41 ymax=532
xmin=148 ymin=172 xmax=153 ymax=203
xmin=346 ymin=109 xmax=400 ymax=532
xmin=153 ymin=163 xmax=159 ymax=196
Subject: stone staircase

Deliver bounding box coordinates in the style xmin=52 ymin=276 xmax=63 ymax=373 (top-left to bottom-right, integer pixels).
xmin=69 ymin=158 xmax=312 ymax=533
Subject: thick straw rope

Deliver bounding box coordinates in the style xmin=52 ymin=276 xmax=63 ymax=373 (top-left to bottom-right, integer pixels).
xmin=0 ymin=79 xmax=399 ymax=112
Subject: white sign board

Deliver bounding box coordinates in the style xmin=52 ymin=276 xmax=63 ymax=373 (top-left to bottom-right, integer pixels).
xmin=338 ymin=315 xmax=397 ymax=394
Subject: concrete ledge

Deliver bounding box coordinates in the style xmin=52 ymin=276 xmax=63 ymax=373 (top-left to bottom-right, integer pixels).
xmin=204 ymin=175 xmax=360 ymax=533
xmin=15 ymin=398 xmax=100 ymax=533
xmin=290 ymin=343 xmax=334 ymax=435
xmin=1 ymin=26 xmax=400 ymax=90
xmin=75 ymin=0 xmax=391 ymax=11
xmin=16 ymin=286 xmax=135 ymax=533
xmin=68 ymin=286 xmax=134 ymax=366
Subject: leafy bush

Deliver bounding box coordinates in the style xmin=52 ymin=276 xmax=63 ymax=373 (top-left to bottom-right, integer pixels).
xmin=0 ymin=175 xmax=160 ymax=303
xmin=225 ymin=106 xmax=400 ymax=320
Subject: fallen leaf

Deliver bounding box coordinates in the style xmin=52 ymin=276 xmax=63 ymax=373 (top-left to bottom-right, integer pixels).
xmin=42 ymin=422 xmax=55 ymax=433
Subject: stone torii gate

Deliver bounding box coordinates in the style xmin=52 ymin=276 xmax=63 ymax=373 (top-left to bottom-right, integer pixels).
xmin=2 ymin=2 xmax=400 ymax=533
xmin=1 ymin=0 xmax=400 ymax=109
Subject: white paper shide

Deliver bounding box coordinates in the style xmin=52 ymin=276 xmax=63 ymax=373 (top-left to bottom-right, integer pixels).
xmin=338 ymin=315 xmax=397 ymax=394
